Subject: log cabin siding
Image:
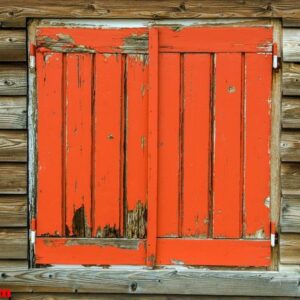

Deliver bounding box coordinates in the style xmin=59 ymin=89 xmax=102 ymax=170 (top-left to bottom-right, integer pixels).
xmin=0 ymin=1 xmax=299 ymax=297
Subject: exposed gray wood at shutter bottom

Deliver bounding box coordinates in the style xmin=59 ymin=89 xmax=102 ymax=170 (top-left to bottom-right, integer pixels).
xmin=0 ymin=268 xmax=300 ymax=296
xmin=0 ymin=64 xmax=26 ymax=96
xmin=281 ymin=131 xmax=300 ymax=161
xmin=0 ymin=130 xmax=27 ymax=162
xmin=0 ymin=195 xmax=27 ymax=227
xmin=0 ymin=30 xmax=26 ymax=62
xmin=282 ymin=97 xmax=300 ymax=129
xmin=281 ymin=195 xmax=300 ymax=232
xmin=280 ymin=233 xmax=300 ymax=264
xmin=0 ymin=163 xmax=27 ymax=194
xmin=0 ymin=228 xmax=27 ymax=259
xmin=283 ymin=63 xmax=300 ymax=96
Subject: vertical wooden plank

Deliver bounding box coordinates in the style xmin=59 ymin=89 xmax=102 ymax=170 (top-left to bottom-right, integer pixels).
xmin=125 ymin=54 xmax=148 ymax=240
xmin=93 ymin=54 xmax=123 ymax=238
xmin=213 ymin=53 xmax=242 ymax=238
xmin=147 ymin=28 xmax=158 ymax=266
xmin=36 ymin=52 xmax=63 ymax=236
xmin=65 ymin=53 xmax=92 ymax=237
xmin=244 ymin=53 xmax=272 ymax=238
xmin=182 ymin=54 xmax=211 ymax=237
xmin=157 ymin=53 xmax=180 ymax=237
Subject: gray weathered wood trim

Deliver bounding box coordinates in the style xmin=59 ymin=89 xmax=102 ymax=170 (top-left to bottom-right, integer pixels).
xmin=0 ymin=268 xmax=299 ymax=296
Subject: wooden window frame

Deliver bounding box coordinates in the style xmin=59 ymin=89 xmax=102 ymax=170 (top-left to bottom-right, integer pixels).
xmin=28 ymin=18 xmax=281 ymax=270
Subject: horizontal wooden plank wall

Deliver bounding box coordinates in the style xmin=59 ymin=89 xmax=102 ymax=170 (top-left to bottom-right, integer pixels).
xmin=281 ymin=28 xmax=300 ymax=267
xmin=0 ymin=1 xmax=299 ymax=297
xmin=0 ymin=28 xmax=27 ymax=268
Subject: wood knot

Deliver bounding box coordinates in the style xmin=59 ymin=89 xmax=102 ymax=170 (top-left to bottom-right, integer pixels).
xmin=227 ymin=86 xmax=236 ymax=94
xmin=130 ymin=281 xmax=138 ymax=292
xmin=87 ymin=3 xmax=96 ymax=11
xmin=4 ymin=80 xmax=15 ymax=86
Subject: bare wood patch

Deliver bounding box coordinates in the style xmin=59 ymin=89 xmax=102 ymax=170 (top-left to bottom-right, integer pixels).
xmin=126 ymin=201 xmax=147 ymax=239
xmin=95 ymin=225 xmax=120 ymax=238
xmin=71 ymin=205 xmax=91 ymax=238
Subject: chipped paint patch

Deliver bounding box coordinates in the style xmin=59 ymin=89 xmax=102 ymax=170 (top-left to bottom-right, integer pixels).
xmin=126 ymin=201 xmax=147 ymax=239
xmin=72 ymin=205 xmax=91 ymax=237
xmin=246 ymin=228 xmax=266 ymax=239
xmin=120 ymin=33 xmax=148 ymax=52
xmin=96 ymin=224 xmax=120 ymax=238
xmin=264 ymin=196 xmax=270 ymax=208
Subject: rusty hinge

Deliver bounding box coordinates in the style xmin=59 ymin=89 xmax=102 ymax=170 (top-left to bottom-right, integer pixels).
xmin=270 ymin=221 xmax=277 ymax=247
xmin=29 ymin=43 xmax=36 ymax=69
xmin=272 ymin=43 xmax=280 ymax=70
xmin=30 ymin=217 xmax=36 ymax=245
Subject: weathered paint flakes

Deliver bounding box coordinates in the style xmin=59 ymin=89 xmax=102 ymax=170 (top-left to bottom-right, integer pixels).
xmin=126 ymin=201 xmax=147 ymax=239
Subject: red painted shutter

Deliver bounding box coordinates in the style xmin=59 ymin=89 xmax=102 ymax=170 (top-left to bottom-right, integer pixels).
xmin=35 ymin=26 xmax=273 ymax=266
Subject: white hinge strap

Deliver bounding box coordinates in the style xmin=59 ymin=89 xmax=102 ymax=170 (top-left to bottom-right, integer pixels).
xmin=273 ymin=43 xmax=279 ymax=69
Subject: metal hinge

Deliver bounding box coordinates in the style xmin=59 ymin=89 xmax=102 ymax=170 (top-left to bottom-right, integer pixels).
xmin=29 ymin=43 xmax=36 ymax=69
xmin=271 ymin=221 xmax=277 ymax=247
xmin=30 ymin=218 xmax=36 ymax=245
xmin=273 ymin=43 xmax=280 ymax=70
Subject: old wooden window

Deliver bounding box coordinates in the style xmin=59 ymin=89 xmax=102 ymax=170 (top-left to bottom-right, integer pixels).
xmin=33 ymin=25 xmax=273 ymax=266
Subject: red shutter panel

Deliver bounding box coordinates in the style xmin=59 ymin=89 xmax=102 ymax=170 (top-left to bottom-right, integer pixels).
xmin=35 ymin=26 xmax=273 ymax=267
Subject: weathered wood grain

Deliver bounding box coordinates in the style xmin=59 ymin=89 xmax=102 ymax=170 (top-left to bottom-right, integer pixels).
xmin=0 ymin=130 xmax=26 ymax=161
xmin=281 ymin=163 xmax=300 ymax=196
xmin=282 ymin=97 xmax=300 ymax=129
xmin=0 ymin=1 xmax=300 ymax=24
xmin=0 ymin=260 xmax=27 ymax=269
xmin=0 ymin=30 xmax=26 ymax=61
xmin=0 ymin=64 xmax=26 ymax=96
xmin=281 ymin=163 xmax=300 ymax=195
xmin=281 ymin=131 xmax=300 ymax=162
xmin=11 ymin=294 xmax=298 ymax=300
xmin=0 ymin=228 xmax=27 ymax=259
xmin=0 ymin=268 xmax=300 ymax=296
xmin=283 ymin=63 xmax=300 ymax=96
xmin=283 ymin=29 xmax=300 ymax=62
xmin=0 ymin=195 xmax=26 ymax=227
xmin=281 ymin=195 xmax=300 ymax=233
xmin=0 ymin=163 xmax=26 ymax=194
xmin=280 ymin=233 xmax=300 ymax=264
